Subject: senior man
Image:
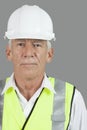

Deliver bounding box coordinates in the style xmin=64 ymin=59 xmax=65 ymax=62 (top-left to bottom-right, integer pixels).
xmin=0 ymin=5 xmax=87 ymax=130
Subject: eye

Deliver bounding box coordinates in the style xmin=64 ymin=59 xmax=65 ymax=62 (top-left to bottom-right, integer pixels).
xmin=33 ymin=42 xmax=42 ymax=47
xmin=17 ymin=42 xmax=25 ymax=47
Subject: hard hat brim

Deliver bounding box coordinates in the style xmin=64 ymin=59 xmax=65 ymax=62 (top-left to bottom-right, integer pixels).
xmin=5 ymin=31 xmax=55 ymax=41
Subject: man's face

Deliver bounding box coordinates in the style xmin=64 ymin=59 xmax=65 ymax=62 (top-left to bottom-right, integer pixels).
xmin=6 ymin=39 xmax=53 ymax=79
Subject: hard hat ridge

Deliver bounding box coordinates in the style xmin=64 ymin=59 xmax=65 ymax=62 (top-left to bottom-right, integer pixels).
xmin=5 ymin=5 xmax=55 ymax=41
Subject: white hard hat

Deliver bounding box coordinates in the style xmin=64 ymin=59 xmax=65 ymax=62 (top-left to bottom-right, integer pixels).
xmin=5 ymin=5 xmax=55 ymax=41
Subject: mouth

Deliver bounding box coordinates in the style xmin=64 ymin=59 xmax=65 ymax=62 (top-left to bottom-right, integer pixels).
xmin=20 ymin=63 xmax=37 ymax=66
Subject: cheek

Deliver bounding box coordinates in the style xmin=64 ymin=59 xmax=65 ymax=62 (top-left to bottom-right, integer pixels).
xmin=11 ymin=50 xmax=21 ymax=63
xmin=38 ymin=52 xmax=48 ymax=63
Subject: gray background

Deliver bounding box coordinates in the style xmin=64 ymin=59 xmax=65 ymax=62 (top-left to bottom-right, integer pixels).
xmin=0 ymin=0 xmax=87 ymax=106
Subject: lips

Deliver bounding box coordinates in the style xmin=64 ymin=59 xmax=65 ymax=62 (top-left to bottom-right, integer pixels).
xmin=20 ymin=63 xmax=37 ymax=66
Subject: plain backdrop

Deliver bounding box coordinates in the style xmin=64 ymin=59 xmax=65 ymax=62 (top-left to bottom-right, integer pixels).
xmin=0 ymin=0 xmax=87 ymax=106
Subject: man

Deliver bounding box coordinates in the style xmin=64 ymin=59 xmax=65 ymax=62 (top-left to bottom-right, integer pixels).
xmin=0 ymin=5 xmax=87 ymax=130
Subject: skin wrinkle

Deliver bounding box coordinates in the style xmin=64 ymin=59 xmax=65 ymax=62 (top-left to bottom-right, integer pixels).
xmin=6 ymin=39 xmax=53 ymax=100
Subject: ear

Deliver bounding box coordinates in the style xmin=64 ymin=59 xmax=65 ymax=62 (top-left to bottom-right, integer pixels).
xmin=46 ymin=48 xmax=54 ymax=63
xmin=6 ymin=45 xmax=12 ymax=61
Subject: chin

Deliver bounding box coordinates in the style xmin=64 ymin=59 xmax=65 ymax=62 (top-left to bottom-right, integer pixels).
xmin=22 ymin=70 xmax=38 ymax=78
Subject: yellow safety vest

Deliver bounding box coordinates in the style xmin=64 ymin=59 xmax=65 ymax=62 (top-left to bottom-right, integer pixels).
xmin=2 ymin=77 xmax=75 ymax=130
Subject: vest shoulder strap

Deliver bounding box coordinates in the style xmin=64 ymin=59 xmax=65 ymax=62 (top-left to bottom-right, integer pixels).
xmin=0 ymin=79 xmax=6 ymax=93
xmin=0 ymin=79 xmax=6 ymax=127
xmin=51 ymin=78 xmax=75 ymax=130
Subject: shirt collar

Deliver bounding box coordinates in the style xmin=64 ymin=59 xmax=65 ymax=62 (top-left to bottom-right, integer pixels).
xmin=1 ymin=73 xmax=56 ymax=95
xmin=43 ymin=74 xmax=56 ymax=94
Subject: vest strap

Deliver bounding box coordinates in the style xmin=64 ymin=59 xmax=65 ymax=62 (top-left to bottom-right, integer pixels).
xmin=0 ymin=79 xmax=6 ymax=128
xmin=52 ymin=78 xmax=65 ymax=130
xmin=52 ymin=79 xmax=75 ymax=130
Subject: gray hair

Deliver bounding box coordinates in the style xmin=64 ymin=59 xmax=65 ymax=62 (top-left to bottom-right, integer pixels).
xmin=8 ymin=39 xmax=11 ymax=47
xmin=47 ymin=41 xmax=52 ymax=49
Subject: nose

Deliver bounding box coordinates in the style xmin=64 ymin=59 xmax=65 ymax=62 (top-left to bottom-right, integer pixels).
xmin=23 ymin=43 xmax=35 ymax=58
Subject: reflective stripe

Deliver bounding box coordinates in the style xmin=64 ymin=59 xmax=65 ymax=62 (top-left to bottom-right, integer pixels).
xmin=0 ymin=79 xmax=6 ymax=128
xmin=52 ymin=78 xmax=65 ymax=130
xmin=52 ymin=79 xmax=75 ymax=130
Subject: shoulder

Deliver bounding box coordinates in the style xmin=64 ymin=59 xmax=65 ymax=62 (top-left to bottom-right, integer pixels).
xmin=49 ymin=77 xmax=86 ymax=105
xmin=0 ymin=79 xmax=6 ymax=94
xmin=54 ymin=78 xmax=86 ymax=106
xmin=54 ymin=77 xmax=75 ymax=91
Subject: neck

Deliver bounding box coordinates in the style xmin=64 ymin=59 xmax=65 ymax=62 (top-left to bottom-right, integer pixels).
xmin=14 ymin=73 xmax=44 ymax=100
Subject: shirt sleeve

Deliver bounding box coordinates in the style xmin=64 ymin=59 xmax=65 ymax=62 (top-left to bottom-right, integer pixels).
xmin=68 ymin=89 xmax=87 ymax=130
